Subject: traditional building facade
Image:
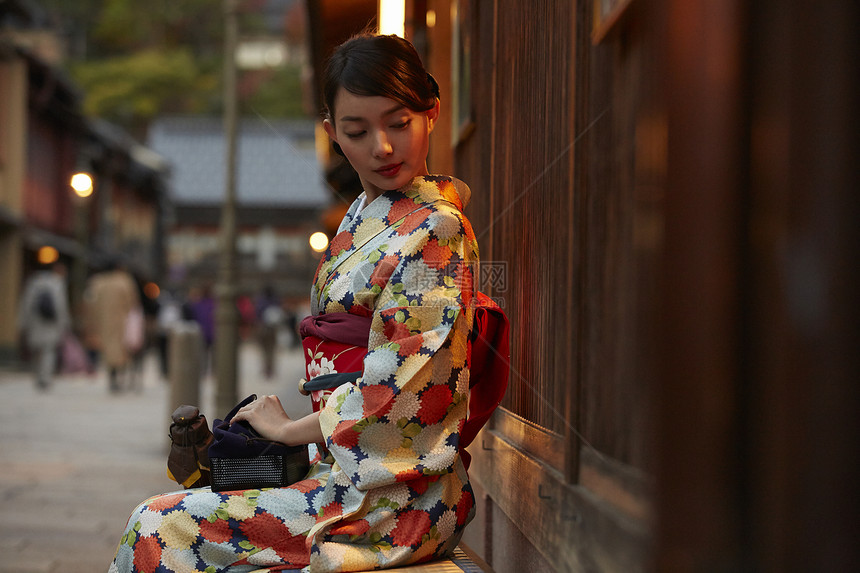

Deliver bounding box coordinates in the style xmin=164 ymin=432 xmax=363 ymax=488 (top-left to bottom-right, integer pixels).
xmin=147 ymin=116 xmax=329 ymax=298
xmin=0 ymin=1 xmax=167 ymax=365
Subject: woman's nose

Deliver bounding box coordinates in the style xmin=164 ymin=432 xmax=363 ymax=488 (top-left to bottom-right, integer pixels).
xmin=373 ymin=132 xmax=393 ymax=158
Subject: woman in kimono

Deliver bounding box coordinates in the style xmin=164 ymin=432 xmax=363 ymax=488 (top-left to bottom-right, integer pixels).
xmin=110 ymin=33 xmax=480 ymax=573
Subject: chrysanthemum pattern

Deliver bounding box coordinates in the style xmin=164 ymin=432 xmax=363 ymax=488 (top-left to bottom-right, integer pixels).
xmin=110 ymin=177 xmax=478 ymax=573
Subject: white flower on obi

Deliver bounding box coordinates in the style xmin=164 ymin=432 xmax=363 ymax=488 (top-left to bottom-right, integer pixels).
xmin=308 ymin=356 xmax=336 ymax=379
xmin=308 ymin=356 xmax=337 ymax=403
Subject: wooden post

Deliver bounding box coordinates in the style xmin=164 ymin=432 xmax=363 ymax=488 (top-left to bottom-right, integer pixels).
xmin=168 ymin=322 xmax=203 ymax=411
xmin=215 ymin=0 xmax=240 ymax=417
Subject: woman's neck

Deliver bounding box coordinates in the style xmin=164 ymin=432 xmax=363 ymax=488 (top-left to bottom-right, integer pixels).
xmin=363 ymin=188 xmax=384 ymax=204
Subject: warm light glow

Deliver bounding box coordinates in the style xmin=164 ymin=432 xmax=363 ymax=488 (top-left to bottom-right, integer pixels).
xmin=144 ymin=282 xmax=161 ymax=299
xmin=426 ymin=9 xmax=436 ymax=28
xmin=309 ymin=232 xmax=329 ymax=253
xmin=379 ymin=0 xmax=405 ymax=37
xmin=37 ymin=246 xmax=59 ymax=265
xmin=70 ymin=172 xmax=94 ymax=197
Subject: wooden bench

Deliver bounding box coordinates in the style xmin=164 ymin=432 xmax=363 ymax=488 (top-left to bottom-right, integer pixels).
xmin=248 ymin=543 xmax=492 ymax=572
xmin=378 ymin=544 xmax=493 ymax=572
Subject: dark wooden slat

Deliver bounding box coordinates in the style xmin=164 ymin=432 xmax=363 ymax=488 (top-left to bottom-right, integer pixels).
xmin=470 ymin=427 xmax=652 ymax=572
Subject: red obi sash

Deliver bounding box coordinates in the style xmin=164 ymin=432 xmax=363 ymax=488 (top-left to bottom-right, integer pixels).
xmin=299 ymin=313 xmax=370 ymax=412
xmin=459 ymin=292 xmax=510 ymax=469
xmin=299 ymin=294 xmax=510 ymax=470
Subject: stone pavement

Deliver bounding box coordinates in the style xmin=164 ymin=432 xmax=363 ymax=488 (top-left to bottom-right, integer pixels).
xmin=0 ymin=342 xmax=312 ymax=573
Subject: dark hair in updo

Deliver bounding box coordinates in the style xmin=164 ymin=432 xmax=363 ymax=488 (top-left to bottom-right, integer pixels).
xmin=323 ymin=34 xmax=440 ymax=122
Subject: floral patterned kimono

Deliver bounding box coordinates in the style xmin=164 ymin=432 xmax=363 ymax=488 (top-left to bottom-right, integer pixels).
xmin=110 ymin=175 xmax=480 ymax=573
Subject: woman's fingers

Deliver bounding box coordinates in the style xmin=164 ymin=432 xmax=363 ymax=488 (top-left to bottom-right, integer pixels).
xmin=234 ymin=395 xmax=279 ymax=418
xmin=230 ymin=395 xmax=292 ymax=443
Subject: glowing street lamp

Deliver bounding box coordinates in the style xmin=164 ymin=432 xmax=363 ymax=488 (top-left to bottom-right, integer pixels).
xmin=70 ymin=172 xmax=94 ymax=198
xmin=37 ymin=245 xmax=59 ymax=265
xmin=378 ymin=0 xmax=405 ymax=37
xmin=69 ymin=171 xmax=94 ymax=323
xmin=309 ymin=232 xmax=329 ymax=253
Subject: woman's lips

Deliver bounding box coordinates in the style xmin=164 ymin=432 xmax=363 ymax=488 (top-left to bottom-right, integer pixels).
xmin=375 ymin=163 xmax=402 ymax=177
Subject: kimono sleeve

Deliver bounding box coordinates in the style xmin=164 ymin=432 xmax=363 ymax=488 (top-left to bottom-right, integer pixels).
xmin=318 ymin=207 xmax=478 ymax=491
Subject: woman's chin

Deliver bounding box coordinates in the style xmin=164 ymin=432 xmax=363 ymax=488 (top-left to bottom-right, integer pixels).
xmin=374 ymin=174 xmax=415 ymax=193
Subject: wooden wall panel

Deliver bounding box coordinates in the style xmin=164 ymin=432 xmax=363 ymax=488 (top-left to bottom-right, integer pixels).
xmin=742 ymin=1 xmax=860 ymax=570
xmin=578 ymin=7 xmax=658 ymax=469
xmin=435 ymin=0 xmax=657 ymax=568
xmin=454 ymin=0 xmax=657 ymax=470
xmin=461 ymin=0 xmax=577 ymax=441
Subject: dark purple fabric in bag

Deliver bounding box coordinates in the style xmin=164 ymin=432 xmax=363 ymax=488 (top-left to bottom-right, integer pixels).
xmin=209 ymin=394 xmax=297 ymax=459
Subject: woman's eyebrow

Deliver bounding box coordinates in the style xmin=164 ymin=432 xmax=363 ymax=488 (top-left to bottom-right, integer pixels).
xmin=339 ymin=104 xmax=406 ymax=124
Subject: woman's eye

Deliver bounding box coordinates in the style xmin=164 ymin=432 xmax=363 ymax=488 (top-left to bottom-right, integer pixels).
xmin=392 ymin=119 xmax=411 ymax=129
xmin=345 ymin=131 xmax=366 ymax=139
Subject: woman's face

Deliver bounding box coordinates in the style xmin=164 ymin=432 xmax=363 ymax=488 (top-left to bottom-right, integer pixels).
xmin=324 ymin=88 xmax=439 ymax=201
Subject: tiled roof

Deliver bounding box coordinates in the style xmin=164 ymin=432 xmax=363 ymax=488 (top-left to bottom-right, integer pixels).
xmin=147 ymin=116 xmax=329 ymax=207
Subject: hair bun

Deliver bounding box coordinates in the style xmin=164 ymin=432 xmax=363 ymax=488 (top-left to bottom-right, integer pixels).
xmin=426 ymin=73 xmax=440 ymax=99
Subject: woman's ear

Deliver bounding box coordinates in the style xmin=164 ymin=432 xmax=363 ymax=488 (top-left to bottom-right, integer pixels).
xmin=323 ymin=119 xmax=338 ymax=144
xmin=427 ymin=99 xmax=441 ymax=133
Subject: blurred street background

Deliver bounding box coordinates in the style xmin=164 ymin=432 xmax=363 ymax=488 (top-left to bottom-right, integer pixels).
xmin=0 ymin=342 xmax=312 ymax=573
xmin=1 ymin=4 xmax=337 ymax=569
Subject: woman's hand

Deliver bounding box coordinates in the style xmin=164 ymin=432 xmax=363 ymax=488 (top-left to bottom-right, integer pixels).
xmin=231 ymin=394 xmax=293 ymax=445
xmin=231 ymin=394 xmax=324 ymax=447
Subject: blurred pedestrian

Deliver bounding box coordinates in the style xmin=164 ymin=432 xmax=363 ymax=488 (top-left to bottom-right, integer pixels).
xmin=83 ymin=258 xmax=142 ymax=392
xmin=16 ymin=261 xmax=71 ymax=390
xmin=255 ymin=286 xmax=283 ymax=379
xmin=185 ymin=284 xmax=215 ymax=373
xmin=284 ymin=297 xmax=303 ymax=349
xmin=237 ymin=291 xmax=256 ymax=340
xmin=127 ymin=273 xmax=158 ymax=391
xmin=155 ymin=290 xmax=182 ymax=379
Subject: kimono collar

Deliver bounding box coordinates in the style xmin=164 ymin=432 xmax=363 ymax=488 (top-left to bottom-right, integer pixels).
xmin=342 ymin=175 xmax=470 ymax=232
xmin=400 ymin=174 xmax=471 ymax=211
xmin=314 ymin=176 xmax=471 ymax=306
